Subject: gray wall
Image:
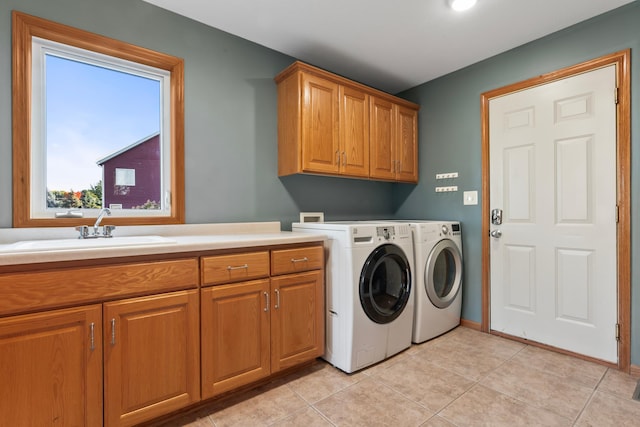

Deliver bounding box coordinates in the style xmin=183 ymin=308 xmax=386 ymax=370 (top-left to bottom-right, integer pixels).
xmin=0 ymin=0 xmax=396 ymax=230
xmin=397 ymin=1 xmax=640 ymax=365
xmin=0 ymin=0 xmax=638 ymax=365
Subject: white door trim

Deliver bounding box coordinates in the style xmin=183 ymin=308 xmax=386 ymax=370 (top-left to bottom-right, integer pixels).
xmin=480 ymin=50 xmax=631 ymax=371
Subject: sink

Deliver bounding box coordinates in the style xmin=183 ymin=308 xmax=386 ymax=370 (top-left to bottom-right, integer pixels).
xmin=0 ymin=235 xmax=177 ymax=253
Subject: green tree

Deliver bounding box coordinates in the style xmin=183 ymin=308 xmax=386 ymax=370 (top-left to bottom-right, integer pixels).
xmin=80 ymin=189 xmax=101 ymax=209
xmin=90 ymin=180 xmax=103 ymax=203
xmin=60 ymin=189 xmax=82 ymax=208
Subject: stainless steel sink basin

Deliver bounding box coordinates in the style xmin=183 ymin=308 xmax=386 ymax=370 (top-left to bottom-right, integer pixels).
xmin=0 ymin=235 xmax=177 ymax=253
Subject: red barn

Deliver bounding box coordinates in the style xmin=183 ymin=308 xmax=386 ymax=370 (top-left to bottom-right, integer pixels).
xmin=97 ymin=132 xmax=161 ymax=210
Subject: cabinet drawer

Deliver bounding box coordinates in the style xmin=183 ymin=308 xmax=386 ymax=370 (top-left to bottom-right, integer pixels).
xmin=0 ymin=258 xmax=199 ymax=317
xmin=201 ymin=251 xmax=270 ymax=285
xmin=271 ymin=245 xmax=323 ymax=276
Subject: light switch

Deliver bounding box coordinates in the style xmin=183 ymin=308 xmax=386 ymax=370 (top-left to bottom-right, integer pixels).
xmin=463 ymin=191 xmax=478 ymax=205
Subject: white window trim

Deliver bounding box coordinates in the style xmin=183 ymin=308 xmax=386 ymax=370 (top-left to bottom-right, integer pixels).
xmin=30 ymin=36 xmax=172 ymax=218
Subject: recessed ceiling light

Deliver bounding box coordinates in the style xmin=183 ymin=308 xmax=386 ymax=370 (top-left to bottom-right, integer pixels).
xmin=449 ymin=0 xmax=477 ymax=12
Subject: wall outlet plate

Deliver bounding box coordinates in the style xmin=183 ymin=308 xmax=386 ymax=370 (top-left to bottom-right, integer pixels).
xmin=463 ymin=191 xmax=478 ymax=205
xmin=299 ymin=212 xmax=324 ymax=223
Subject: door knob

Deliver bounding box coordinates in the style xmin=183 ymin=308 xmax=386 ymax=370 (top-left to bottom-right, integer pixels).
xmin=490 ymin=229 xmax=502 ymax=239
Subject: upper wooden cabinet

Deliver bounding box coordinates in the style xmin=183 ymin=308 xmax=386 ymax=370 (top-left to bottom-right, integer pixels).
xmin=370 ymin=98 xmax=418 ymax=182
xmin=275 ymin=61 xmax=419 ymax=183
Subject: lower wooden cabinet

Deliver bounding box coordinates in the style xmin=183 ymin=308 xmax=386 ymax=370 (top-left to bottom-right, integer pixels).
xmin=271 ymin=270 xmax=324 ymax=372
xmin=0 ymin=304 xmax=103 ymax=426
xmin=201 ymin=262 xmax=324 ymax=399
xmin=0 ymin=243 xmax=324 ymax=425
xmin=104 ymin=290 xmax=200 ymax=427
xmin=201 ymin=279 xmax=271 ymax=398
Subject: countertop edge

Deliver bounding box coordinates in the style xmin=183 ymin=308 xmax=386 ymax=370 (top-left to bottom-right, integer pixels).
xmin=0 ymin=231 xmax=328 ymax=266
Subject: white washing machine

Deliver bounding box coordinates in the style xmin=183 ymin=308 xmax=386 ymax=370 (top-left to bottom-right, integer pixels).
xmin=292 ymin=221 xmax=414 ymax=373
xmin=407 ymin=221 xmax=463 ymax=343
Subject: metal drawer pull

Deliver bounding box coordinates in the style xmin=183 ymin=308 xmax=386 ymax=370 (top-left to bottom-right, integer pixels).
xmin=274 ymin=289 xmax=280 ymax=309
xmin=227 ymin=264 xmax=249 ymax=271
xmin=291 ymin=257 xmax=308 ymax=263
xmin=90 ymin=323 xmax=95 ymax=351
xmin=110 ymin=318 xmax=116 ymax=345
xmin=264 ymin=292 xmax=270 ymax=312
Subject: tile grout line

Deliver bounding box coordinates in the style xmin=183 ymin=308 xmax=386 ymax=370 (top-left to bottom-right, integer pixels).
xmin=569 ymin=368 xmax=607 ymax=427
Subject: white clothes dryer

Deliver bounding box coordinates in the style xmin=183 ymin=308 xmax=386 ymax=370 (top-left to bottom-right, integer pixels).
xmin=407 ymin=221 xmax=463 ymax=343
xmin=292 ymin=221 xmax=414 ymax=373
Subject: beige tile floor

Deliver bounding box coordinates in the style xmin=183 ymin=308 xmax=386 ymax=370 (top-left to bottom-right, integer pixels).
xmin=153 ymin=327 xmax=640 ymax=427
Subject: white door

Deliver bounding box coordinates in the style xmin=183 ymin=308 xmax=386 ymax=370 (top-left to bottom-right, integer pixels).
xmin=489 ymin=65 xmax=618 ymax=362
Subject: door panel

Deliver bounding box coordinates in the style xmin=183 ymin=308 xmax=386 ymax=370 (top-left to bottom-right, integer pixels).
xmin=0 ymin=305 xmax=102 ymax=427
xmin=301 ymin=73 xmax=339 ymax=174
xmin=340 ymin=85 xmax=369 ymax=177
xmin=201 ymin=280 xmax=271 ymax=399
xmin=489 ymin=65 xmax=617 ymax=362
xmin=104 ymin=290 xmax=200 ymax=427
xmin=369 ymin=96 xmax=395 ymax=180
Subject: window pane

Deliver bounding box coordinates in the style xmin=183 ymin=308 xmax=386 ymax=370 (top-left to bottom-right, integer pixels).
xmin=44 ymin=53 xmax=161 ymax=210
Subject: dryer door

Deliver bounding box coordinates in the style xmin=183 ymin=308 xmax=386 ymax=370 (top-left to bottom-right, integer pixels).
xmin=425 ymin=239 xmax=462 ymax=308
xmin=359 ymin=244 xmax=412 ymax=324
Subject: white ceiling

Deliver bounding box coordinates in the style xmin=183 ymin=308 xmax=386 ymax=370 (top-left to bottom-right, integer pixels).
xmin=143 ymin=0 xmax=635 ymax=93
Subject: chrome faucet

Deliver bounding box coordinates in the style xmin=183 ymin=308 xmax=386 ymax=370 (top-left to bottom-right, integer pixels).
xmin=94 ymin=208 xmax=111 ymax=235
xmin=75 ymin=208 xmax=115 ymax=239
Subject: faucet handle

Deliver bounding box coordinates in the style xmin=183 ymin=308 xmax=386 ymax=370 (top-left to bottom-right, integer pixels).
xmin=75 ymin=225 xmax=90 ymax=239
xmin=102 ymin=225 xmax=116 ymax=237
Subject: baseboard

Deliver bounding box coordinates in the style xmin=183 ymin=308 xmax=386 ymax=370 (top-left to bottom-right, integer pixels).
xmin=460 ymin=318 xmax=481 ymax=331
xmin=630 ymin=364 xmax=640 ymax=377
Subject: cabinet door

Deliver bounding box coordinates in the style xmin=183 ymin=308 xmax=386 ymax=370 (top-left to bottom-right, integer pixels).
xmin=0 ymin=305 xmax=102 ymax=426
xmin=396 ymin=105 xmax=419 ymax=183
xmin=201 ymin=279 xmax=271 ymax=399
xmin=340 ymin=85 xmax=369 ymax=177
xmin=369 ymin=96 xmax=396 ymax=180
xmin=301 ymin=72 xmax=340 ymax=174
xmin=271 ymin=270 xmax=324 ymax=372
xmin=104 ymin=290 xmax=200 ymax=427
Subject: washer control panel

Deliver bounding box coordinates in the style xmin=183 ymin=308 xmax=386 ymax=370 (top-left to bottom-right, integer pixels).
xmin=377 ymin=226 xmax=395 ymax=240
xmin=440 ymin=222 xmax=461 ymax=237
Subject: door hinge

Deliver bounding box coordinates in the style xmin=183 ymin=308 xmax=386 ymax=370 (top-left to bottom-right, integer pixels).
xmin=615 ymin=205 xmax=619 ymax=223
xmin=615 ymin=87 xmax=619 ymax=105
xmin=616 ymin=323 xmax=620 ymax=341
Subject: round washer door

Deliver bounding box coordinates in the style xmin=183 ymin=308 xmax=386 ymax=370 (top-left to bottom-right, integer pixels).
xmin=359 ymin=244 xmax=412 ymax=324
xmin=425 ymin=239 xmax=462 ymax=309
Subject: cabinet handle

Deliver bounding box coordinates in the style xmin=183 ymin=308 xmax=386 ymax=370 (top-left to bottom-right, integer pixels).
xmin=227 ymin=264 xmax=248 ymax=271
xmin=110 ymin=318 xmax=116 ymax=345
xmin=342 ymin=151 xmax=346 ymax=166
xmin=291 ymin=257 xmax=308 ymax=263
xmin=397 ymin=160 xmax=401 ymax=173
xmin=336 ymin=150 xmax=340 ymax=165
xmin=263 ymin=291 xmax=270 ymax=312
xmin=274 ymin=289 xmax=280 ymax=309
xmin=89 ymin=322 xmax=95 ymax=351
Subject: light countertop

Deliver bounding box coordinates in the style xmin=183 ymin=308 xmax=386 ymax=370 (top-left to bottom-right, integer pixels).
xmin=0 ymin=222 xmax=327 ymax=266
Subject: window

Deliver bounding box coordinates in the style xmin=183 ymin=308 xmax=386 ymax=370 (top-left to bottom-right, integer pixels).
xmin=115 ymin=169 xmax=136 ymax=187
xmin=12 ymin=11 xmax=185 ymax=227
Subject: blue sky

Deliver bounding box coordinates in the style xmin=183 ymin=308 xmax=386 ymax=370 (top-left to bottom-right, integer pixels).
xmin=46 ymin=54 xmax=160 ymax=191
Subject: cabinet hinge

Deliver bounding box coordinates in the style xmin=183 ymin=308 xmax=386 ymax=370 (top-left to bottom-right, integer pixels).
xmin=615 ymin=87 xmax=619 ymax=105
xmin=616 ymin=323 xmax=620 ymax=341
xmin=615 ymin=205 xmax=619 ymax=223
